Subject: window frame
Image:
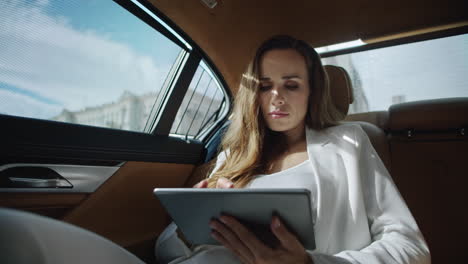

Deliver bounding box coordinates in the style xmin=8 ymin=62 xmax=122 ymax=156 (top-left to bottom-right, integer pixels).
xmin=168 ymin=60 xmax=231 ymax=142
xmin=320 ymin=25 xmax=468 ymax=58
xmin=115 ymin=0 xmax=232 ymax=142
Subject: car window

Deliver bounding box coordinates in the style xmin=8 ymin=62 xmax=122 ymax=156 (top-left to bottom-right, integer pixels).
xmin=0 ymin=0 xmax=183 ymax=133
xmin=321 ymin=34 xmax=468 ymax=114
xmin=170 ymin=60 xmax=229 ymax=140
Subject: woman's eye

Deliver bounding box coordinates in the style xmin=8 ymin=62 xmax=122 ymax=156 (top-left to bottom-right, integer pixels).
xmin=285 ymin=84 xmax=299 ymax=90
xmin=259 ymin=85 xmax=272 ymax=91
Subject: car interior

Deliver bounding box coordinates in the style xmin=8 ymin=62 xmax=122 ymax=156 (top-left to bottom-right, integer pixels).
xmin=0 ymin=0 xmax=467 ymax=263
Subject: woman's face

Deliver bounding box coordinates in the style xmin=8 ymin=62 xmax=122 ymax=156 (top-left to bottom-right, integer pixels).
xmin=258 ymin=49 xmax=310 ymax=134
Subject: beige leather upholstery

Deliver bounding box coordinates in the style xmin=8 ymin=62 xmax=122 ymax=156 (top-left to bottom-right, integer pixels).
xmin=0 ymin=207 xmax=144 ymax=264
xmin=387 ymin=98 xmax=468 ymax=263
xmin=324 ymin=65 xmax=391 ymax=172
xmin=345 ymin=111 xmax=389 ymax=131
xmin=324 ymin=65 xmax=354 ymax=116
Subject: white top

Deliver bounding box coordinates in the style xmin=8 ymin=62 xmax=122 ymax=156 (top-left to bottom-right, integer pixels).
xmin=155 ymin=124 xmax=430 ymax=264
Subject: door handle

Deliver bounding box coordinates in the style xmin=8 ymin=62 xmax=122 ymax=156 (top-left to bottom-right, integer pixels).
xmin=0 ymin=166 xmax=73 ymax=188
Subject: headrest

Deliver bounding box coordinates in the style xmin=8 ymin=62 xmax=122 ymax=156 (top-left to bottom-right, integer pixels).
xmin=324 ymin=65 xmax=354 ymax=117
xmin=388 ymin=98 xmax=468 ymax=131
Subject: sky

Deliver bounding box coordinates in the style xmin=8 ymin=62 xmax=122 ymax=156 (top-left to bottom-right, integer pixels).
xmin=0 ymin=0 xmax=182 ymax=119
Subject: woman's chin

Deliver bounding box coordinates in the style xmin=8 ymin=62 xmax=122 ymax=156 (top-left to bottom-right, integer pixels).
xmin=266 ymin=125 xmax=292 ymax=133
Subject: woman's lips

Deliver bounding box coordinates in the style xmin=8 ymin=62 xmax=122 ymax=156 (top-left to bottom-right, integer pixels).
xmin=268 ymin=111 xmax=289 ymax=119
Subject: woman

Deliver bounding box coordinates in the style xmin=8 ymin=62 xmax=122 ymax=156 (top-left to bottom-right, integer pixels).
xmin=155 ymin=35 xmax=430 ymax=264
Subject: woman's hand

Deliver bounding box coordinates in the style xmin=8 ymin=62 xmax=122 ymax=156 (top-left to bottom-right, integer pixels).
xmin=193 ymin=177 xmax=234 ymax=188
xmin=210 ymin=215 xmax=313 ymax=264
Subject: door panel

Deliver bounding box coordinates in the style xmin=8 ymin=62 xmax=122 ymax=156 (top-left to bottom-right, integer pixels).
xmin=0 ymin=193 xmax=88 ymax=219
xmin=63 ymin=161 xmax=194 ymax=247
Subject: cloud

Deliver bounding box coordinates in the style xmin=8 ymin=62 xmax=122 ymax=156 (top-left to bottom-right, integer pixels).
xmin=0 ymin=88 xmax=61 ymax=119
xmin=36 ymin=0 xmax=49 ymax=6
xmin=0 ymin=0 xmax=173 ymax=119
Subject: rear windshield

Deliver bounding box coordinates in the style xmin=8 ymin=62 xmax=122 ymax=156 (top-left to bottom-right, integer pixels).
xmin=322 ymin=34 xmax=468 ymax=114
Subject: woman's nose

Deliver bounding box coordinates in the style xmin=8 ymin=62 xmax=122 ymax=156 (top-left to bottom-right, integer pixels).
xmin=271 ymin=88 xmax=285 ymax=106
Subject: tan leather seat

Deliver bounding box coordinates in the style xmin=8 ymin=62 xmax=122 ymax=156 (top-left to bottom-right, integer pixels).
xmin=325 ymin=65 xmax=391 ymax=172
xmin=387 ymin=97 xmax=468 ymax=263
xmin=345 ymin=111 xmax=389 ymax=131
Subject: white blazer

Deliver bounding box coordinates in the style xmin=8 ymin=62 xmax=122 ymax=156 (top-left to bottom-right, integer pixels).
xmin=155 ymin=124 xmax=431 ymax=264
xmin=300 ymin=124 xmax=429 ymax=263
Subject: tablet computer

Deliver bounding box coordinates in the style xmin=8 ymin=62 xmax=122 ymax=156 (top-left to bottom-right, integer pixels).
xmin=153 ymin=188 xmax=315 ymax=250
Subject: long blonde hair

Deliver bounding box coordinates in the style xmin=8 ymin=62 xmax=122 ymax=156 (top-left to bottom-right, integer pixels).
xmin=207 ymin=35 xmax=342 ymax=188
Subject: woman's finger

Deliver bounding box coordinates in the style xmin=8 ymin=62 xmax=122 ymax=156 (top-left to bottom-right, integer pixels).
xmin=210 ymin=220 xmax=254 ymax=262
xmin=211 ymin=230 xmax=252 ymax=264
xmin=219 ymin=215 xmax=270 ymax=257
xmin=216 ymin=177 xmax=234 ymax=188
xmin=193 ymin=179 xmax=208 ymax=188
xmin=270 ymin=216 xmax=304 ymax=252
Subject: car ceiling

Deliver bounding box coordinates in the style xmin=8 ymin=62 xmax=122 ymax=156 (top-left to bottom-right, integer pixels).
xmin=149 ymin=0 xmax=467 ymax=93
